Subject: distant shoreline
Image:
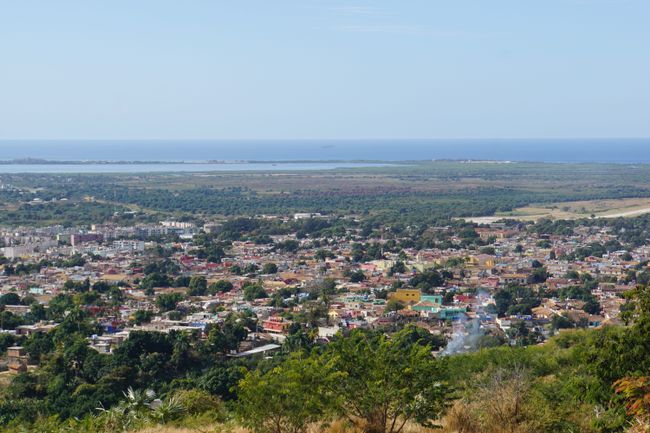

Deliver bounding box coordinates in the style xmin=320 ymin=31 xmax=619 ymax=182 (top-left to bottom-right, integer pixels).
xmin=2 ymin=158 xmax=650 ymax=166
xmin=0 ymin=158 xmax=397 ymax=165
xmin=2 ymin=159 xmax=650 ymax=166
xmin=0 ymin=158 xmax=518 ymax=165
xmin=1 ymin=139 xmax=649 ymax=164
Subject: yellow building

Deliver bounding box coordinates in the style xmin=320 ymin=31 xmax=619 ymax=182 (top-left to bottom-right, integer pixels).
xmin=466 ymin=255 xmax=495 ymax=268
xmin=388 ymin=289 xmax=421 ymax=304
xmin=372 ymin=260 xmax=396 ymax=272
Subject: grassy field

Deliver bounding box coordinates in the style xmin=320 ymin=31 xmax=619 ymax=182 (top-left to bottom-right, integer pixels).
xmin=463 ymin=197 xmax=650 ymax=223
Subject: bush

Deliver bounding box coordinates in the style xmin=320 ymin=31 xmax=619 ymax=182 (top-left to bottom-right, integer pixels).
xmin=172 ymin=388 xmax=223 ymax=415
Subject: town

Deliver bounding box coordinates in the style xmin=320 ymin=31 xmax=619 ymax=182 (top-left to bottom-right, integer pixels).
xmin=1 ymin=210 xmax=638 ymax=373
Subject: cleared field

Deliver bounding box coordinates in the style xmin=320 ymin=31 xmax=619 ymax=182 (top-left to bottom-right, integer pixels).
xmin=463 ymin=197 xmax=650 ymax=222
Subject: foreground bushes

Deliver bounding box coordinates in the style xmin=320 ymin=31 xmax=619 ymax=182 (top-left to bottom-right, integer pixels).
xmin=238 ymin=326 xmax=450 ymax=433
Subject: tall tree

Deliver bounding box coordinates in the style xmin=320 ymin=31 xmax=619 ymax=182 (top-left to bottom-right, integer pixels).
xmin=237 ymin=354 xmax=342 ymax=433
xmin=326 ymin=327 xmax=449 ymax=433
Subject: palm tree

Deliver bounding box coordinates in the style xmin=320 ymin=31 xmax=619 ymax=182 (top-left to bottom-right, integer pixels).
xmin=149 ymin=395 xmax=185 ymax=423
xmin=123 ymin=387 xmax=157 ymax=411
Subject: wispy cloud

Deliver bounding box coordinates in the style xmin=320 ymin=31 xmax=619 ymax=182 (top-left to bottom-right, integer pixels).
xmin=571 ymin=0 xmax=632 ymax=4
xmin=337 ymin=25 xmax=506 ymax=39
xmin=327 ymin=3 xmax=505 ymax=38
xmin=332 ymin=5 xmax=382 ymax=16
xmin=337 ymin=24 xmax=426 ymax=35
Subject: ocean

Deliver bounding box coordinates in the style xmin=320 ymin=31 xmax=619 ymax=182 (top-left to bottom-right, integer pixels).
xmin=0 ymin=139 xmax=648 ymax=169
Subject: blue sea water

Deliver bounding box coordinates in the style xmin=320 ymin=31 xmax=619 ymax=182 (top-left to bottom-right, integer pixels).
xmin=0 ymin=139 xmax=648 ymax=166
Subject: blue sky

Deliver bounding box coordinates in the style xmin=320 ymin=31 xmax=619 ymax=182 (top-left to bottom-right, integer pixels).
xmin=0 ymin=0 xmax=648 ymax=139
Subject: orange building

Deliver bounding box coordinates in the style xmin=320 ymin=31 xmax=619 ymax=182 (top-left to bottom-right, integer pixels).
xmin=262 ymin=316 xmax=292 ymax=334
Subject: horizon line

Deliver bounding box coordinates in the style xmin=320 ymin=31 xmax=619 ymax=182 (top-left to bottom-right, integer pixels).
xmin=0 ymin=137 xmax=649 ymax=142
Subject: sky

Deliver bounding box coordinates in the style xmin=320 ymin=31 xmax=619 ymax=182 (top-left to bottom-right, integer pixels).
xmin=0 ymin=0 xmax=648 ymax=140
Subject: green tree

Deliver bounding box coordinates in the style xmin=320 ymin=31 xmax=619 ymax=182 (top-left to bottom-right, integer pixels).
xmin=384 ymin=299 xmax=405 ymax=313
xmin=583 ymin=298 xmax=602 ymax=314
xmin=318 ymin=278 xmax=337 ymax=297
xmin=139 ymin=272 xmax=172 ymax=290
xmin=480 ymin=246 xmax=496 ymax=255
xmin=187 ymin=276 xmax=208 ymax=296
xmin=528 ymin=267 xmax=549 ymax=284
xmin=205 ymin=321 xmax=247 ymax=355
xmin=0 ymin=311 xmax=23 ymax=330
xmin=0 ymin=292 xmax=21 ymax=307
xmin=551 ymin=314 xmax=574 ymax=330
xmin=349 ymin=270 xmax=366 ymax=283
xmin=315 ymin=249 xmax=332 ymax=261
xmin=132 ymin=310 xmax=154 ymax=325
xmin=173 ymin=275 xmax=191 ymax=287
xmin=637 ymin=270 xmax=650 ymax=286
xmin=262 ymin=263 xmax=278 ymax=274
xmin=0 ymin=333 xmax=16 ymax=354
xmin=564 ymin=270 xmax=580 ymax=280
xmin=388 ymin=261 xmax=407 ymax=276
xmin=275 ymin=240 xmax=299 ymax=253
xmin=208 ymin=280 xmax=234 ymax=294
xmin=243 ymin=283 xmax=267 ymax=301
xmin=199 ymin=364 xmax=245 ymax=400
xmin=494 ymin=289 xmax=513 ymax=317
xmin=326 ymin=328 xmax=450 ymax=433
xmin=237 ymin=354 xmax=342 ymax=433
xmin=409 ymin=269 xmax=444 ymax=293
xmin=243 ymin=263 xmax=259 ymax=275
xmin=156 ymin=292 xmax=184 ymax=312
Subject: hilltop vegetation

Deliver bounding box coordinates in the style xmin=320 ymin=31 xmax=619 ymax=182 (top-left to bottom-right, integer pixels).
xmin=0 ymin=286 xmax=648 ymax=433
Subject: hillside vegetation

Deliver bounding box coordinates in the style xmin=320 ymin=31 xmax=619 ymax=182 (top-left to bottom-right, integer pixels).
xmin=1 ymin=286 xmax=648 ymax=433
